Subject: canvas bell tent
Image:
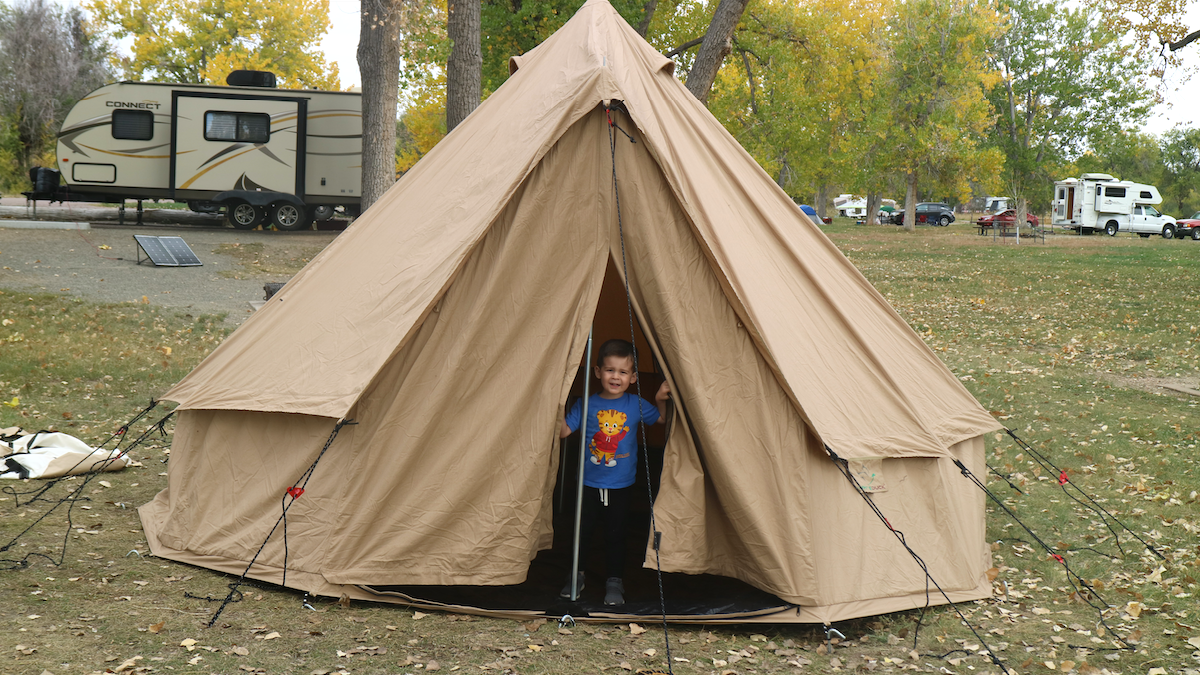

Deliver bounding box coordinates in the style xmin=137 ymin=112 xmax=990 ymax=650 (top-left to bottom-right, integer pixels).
xmin=139 ymin=0 xmax=1001 ymax=623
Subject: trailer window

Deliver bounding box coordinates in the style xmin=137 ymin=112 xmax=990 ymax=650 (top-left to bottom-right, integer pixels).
xmin=111 ymin=110 xmax=154 ymax=141
xmin=204 ymin=112 xmax=271 ymax=143
xmin=1104 ymin=186 xmax=1126 ymax=198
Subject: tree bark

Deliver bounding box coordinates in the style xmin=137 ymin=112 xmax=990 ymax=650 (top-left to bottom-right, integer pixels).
xmin=1165 ymin=27 xmax=1200 ymax=52
xmin=1016 ymin=195 xmax=1028 ymax=235
xmin=815 ymin=184 xmax=829 ymax=220
xmin=446 ymin=0 xmax=481 ymax=132
xmin=903 ymin=171 xmax=917 ymax=232
xmin=866 ymin=192 xmax=881 ymax=226
xmin=357 ymin=0 xmax=403 ymax=213
xmin=685 ymin=0 xmax=749 ymax=103
xmin=635 ymin=0 xmax=658 ymax=36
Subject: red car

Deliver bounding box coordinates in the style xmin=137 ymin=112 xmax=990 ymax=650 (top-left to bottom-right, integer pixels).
xmin=976 ymin=209 xmax=1038 ymax=232
xmin=1175 ymin=211 xmax=1200 ymax=240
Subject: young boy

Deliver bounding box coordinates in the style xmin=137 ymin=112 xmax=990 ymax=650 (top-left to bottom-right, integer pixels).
xmin=559 ymin=339 xmax=670 ymax=605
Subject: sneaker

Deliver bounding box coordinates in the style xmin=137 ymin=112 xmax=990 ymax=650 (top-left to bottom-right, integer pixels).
xmin=559 ymin=571 xmax=585 ymax=599
xmin=604 ymin=577 xmax=625 ymax=606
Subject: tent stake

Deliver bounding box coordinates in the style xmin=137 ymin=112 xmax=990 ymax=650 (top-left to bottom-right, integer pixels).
xmin=569 ymin=326 xmax=594 ymax=601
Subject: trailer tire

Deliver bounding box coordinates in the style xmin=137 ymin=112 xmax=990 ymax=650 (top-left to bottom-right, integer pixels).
xmin=1162 ymin=224 xmax=1174 ymax=239
xmin=1104 ymin=221 xmax=1118 ymax=236
xmin=270 ymin=202 xmax=311 ymax=231
xmin=227 ymin=201 xmax=264 ymax=230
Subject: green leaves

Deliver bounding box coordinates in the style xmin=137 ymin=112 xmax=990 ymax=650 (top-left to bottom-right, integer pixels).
xmin=86 ymin=0 xmax=340 ymax=89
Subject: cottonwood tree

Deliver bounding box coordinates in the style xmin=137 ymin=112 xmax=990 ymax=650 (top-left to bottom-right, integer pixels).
xmin=87 ymin=0 xmax=338 ymax=88
xmin=989 ymin=0 xmax=1154 ymax=228
xmin=1159 ymin=126 xmax=1200 ymax=214
xmin=884 ymin=0 xmax=1001 ymax=231
xmin=706 ymin=0 xmax=890 ymax=218
xmin=446 ymin=0 xmax=481 ymax=131
xmin=0 ymin=0 xmax=111 ymax=189
xmin=359 ymin=0 xmax=405 ymax=211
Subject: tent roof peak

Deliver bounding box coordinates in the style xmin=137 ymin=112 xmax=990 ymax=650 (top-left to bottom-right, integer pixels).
xmin=508 ymin=0 xmax=676 ymax=77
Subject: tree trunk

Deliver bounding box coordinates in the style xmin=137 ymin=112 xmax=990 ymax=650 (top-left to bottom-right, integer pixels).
xmin=866 ymin=192 xmax=881 ymax=226
xmin=446 ymin=0 xmax=481 ymax=132
xmin=903 ymin=171 xmax=917 ymax=232
xmin=1016 ymin=195 xmax=1028 ymax=235
xmin=685 ymin=0 xmax=749 ymax=103
xmin=815 ymin=184 xmax=829 ymax=220
xmin=635 ymin=0 xmax=658 ymax=36
xmin=357 ymin=0 xmax=403 ymax=213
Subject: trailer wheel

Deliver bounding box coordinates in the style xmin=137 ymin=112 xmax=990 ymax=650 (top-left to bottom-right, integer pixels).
xmin=1104 ymin=221 xmax=1118 ymax=236
xmin=227 ymin=201 xmax=263 ymax=230
xmin=270 ymin=202 xmax=311 ymax=231
xmin=1161 ymin=224 xmax=1175 ymax=239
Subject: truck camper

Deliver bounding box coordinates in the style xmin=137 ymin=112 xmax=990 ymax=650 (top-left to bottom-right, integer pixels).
xmin=1051 ymin=173 xmax=1178 ymax=238
xmin=29 ymin=70 xmax=361 ymax=231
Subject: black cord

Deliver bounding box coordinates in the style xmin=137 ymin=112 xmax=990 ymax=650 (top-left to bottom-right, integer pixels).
xmin=826 ymin=447 xmax=1009 ymax=672
xmin=1004 ymin=429 xmax=1163 ymax=560
xmin=607 ymin=102 xmax=673 ymax=675
xmin=953 ymin=459 xmax=1132 ymax=651
xmin=206 ymin=419 xmax=354 ymax=628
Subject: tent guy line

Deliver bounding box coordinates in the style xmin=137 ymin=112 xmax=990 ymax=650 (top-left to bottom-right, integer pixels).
xmin=1004 ymin=428 xmax=1165 ymax=561
xmin=207 ymin=418 xmax=357 ymax=628
xmin=607 ymin=99 xmax=674 ymax=674
xmin=825 ymin=446 xmax=1010 ymax=673
xmin=952 ymin=458 xmax=1134 ymax=653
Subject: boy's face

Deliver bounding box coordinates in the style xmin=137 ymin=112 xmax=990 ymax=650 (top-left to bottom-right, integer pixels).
xmin=594 ymin=355 xmax=637 ymax=397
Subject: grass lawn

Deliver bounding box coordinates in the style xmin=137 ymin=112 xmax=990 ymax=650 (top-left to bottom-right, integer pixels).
xmin=1 ymin=222 xmax=1198 ymax=675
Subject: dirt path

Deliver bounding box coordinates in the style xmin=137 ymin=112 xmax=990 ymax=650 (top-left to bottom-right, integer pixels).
xmin=0 ymin=223 xmax=338 ymax=324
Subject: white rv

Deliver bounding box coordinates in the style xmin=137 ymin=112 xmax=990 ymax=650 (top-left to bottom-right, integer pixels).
xmin=1051 ymin=173 xmax=1178 ymax=238
xmin=46 ymin=71 xmax=361 ymax=231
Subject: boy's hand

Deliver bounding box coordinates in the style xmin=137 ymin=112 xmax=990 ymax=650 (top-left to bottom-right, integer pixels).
xmin=655 ymin=380 xmax=671 ymax=403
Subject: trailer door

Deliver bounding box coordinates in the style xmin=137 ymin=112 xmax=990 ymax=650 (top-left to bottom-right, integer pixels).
xmin=171 ymin=92 xmax=307 ymax=199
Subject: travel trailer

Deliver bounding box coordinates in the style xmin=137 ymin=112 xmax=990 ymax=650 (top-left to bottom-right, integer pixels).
xmin=1051 ymin=173 xmax=1178 ymax=238
xmin=39 ymin=71 xmax=361 ymax=231
xmin=834 ymin=194 xmax=896 ymax=219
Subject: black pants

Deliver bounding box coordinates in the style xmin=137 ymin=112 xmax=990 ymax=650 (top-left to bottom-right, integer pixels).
xmin=577 ymin=485 xmax=632 ymax=580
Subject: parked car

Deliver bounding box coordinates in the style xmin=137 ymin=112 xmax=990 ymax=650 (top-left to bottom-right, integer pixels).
xmin=976 ymin=209 xmax=1039 ymax=232
xmin=890 ymin=203 xmax=955 ymax=226
xmin=1173 ymin=211 xmax=1200 ymax=240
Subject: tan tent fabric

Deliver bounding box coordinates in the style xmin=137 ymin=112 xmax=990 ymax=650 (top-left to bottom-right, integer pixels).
xmin=142 ymin=0 xmax=1001 ymax=623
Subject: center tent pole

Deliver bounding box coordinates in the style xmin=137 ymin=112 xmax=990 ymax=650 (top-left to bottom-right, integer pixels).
xmin=569 ymin=326 xmax=594 ymax=601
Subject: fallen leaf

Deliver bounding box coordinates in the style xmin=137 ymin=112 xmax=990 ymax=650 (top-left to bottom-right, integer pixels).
xmin=1060 ymin=660 xmax=1075 ymax=671
xmin=750 ymin=633 xmax=767 ymax=642
xmin=986 ymin=567 xmax=1000 ymax=582
xmin=1187 ymin=636 xmax=1200 ymax=649
xmin=426 ymin=660 xmax=440 ymax=671
xmin=522 ymin=618 xmax=546 ymax=632
xmin=1147 ymin=668 xmax=1167 ymax=675
xmin=629 ymin=623 xmax=646 ymax=635
xmin=527 ymin=644 xmax=542 ymax=652
xmin=830 ymin=657 xmax=841 ymax=668
xmin=114 ymin=656 xmax=144 ymax=672
xmin=187 ymin=655 xmax=202 ymax=665
xmin=147 ymin=621 xmax=164 ymax=634
xmin=262 ymin=631 xmax=281 ymax=640
xmin=232 ymin=646 xmax=250 ymax=656
xmin=643 ymin=648 xmax=657 ymax=656
xmin=413 ymin=611 xmax=427 ymax=620
xmin=180 ymin=638 xmax=198 ymax=650
xmin=619 ymin=662 xmax=632 ymax=670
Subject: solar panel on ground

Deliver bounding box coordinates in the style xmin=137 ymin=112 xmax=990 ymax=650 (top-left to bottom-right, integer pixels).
xmin=134 ymin=235 xmax=203 ymax=267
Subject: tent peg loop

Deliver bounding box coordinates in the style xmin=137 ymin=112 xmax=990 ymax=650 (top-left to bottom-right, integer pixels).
xmin=558 ymin=615 xmax=576 ymax=628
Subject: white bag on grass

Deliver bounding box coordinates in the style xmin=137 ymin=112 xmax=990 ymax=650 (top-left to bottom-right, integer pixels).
xmin=1 ymin=431 xmax=128 ymax=479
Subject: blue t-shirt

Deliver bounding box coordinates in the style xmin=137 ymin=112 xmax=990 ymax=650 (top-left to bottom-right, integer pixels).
xmin=564 ymin=392 xmax=660 ymax=489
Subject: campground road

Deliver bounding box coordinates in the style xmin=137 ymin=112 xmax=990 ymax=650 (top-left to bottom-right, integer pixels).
xmin=0 ymin=222 xmax=339 ymax=324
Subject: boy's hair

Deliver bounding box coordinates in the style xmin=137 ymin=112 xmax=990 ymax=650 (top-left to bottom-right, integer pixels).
xmin=596 ymin=339 xmax=635 ymax=366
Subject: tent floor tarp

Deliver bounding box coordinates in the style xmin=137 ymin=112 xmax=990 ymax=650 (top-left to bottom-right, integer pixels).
xmin=362 ymin=543 xmax=795 ymax=622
